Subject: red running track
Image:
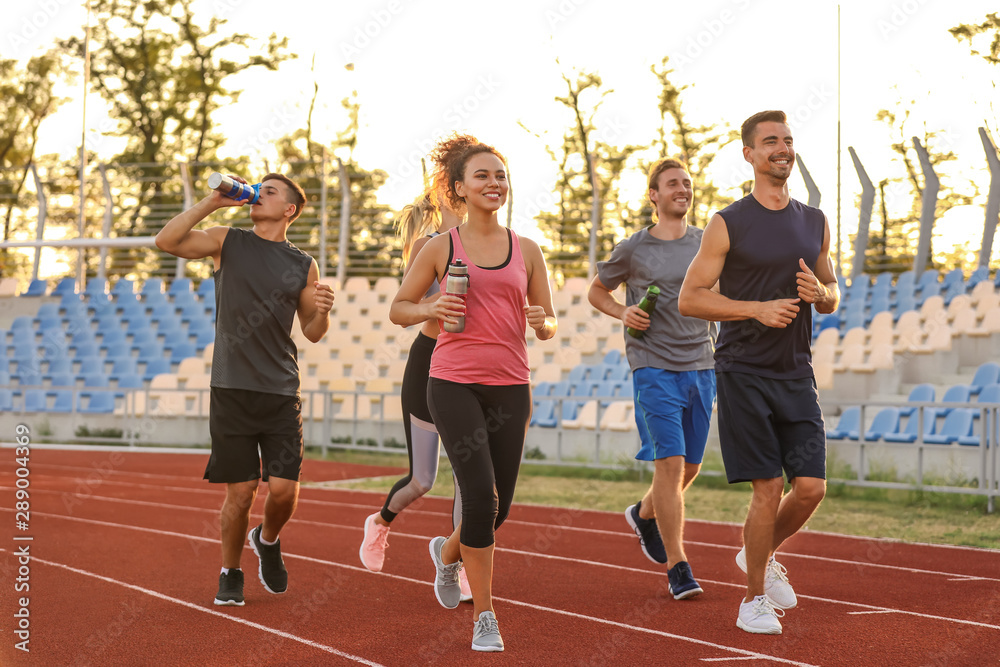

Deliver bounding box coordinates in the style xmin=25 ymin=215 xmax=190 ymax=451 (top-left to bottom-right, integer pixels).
xmin=0 ymin=447 xmax=998 ymax=666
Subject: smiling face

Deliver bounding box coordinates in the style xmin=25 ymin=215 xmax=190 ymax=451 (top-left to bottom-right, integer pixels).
xmin=743 ymin=120 xmax=795 ymax=182
xmin=649 ymin=167 xmax=692 ymax=220
xmin=249 ymin=178 xmax=297 ymax=224
xmin=454 ymin=152 xmax=508 ymax=213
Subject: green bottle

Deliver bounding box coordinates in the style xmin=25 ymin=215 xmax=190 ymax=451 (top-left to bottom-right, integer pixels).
xmin=626 ymin=286 xmax=660 ymax=339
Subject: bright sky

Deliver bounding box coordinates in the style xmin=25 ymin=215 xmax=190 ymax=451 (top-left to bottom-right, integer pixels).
xmin=11 ymin=0 xmax=1000 ymax=273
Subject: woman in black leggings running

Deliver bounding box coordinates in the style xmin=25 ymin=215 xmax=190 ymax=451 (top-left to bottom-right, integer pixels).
xmin=359 ymin=189 xmax=471 ymax=596
xmin=390 ymin=134 xmax=557 ymax=652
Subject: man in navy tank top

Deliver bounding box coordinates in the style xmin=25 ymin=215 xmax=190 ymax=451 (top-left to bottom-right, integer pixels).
xmin=157 ymin=173 xmax=334 ymax=608
xmin=679 ymin=110 xmax=840 ymax=635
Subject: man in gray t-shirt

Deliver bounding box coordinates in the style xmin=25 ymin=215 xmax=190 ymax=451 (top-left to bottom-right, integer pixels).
xmin=588 ymin=158 xmax=716 ymax=601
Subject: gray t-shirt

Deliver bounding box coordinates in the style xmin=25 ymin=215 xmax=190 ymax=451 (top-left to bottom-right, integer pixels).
xmin=596 ymin=226 xmax=715 ymax=372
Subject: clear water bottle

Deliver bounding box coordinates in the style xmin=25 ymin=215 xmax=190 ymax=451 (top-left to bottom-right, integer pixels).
xmin=626 ymin=285 xmax=660 ymax=339
xmin=207 ymin=172 xmax=261 ymax=204
xmin=443 ymin=259 xmax=470 ymax=333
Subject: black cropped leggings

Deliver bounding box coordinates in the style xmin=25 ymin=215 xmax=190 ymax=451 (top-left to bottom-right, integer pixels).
xmin=427 ymin=378 xmax=532 ymax=548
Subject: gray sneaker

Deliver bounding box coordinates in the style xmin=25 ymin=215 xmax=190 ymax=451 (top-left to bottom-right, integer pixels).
xmin=472 ymin=610 xmax=504 ymax=652
xmin=429 ymin=536 xmax=462 ymax=609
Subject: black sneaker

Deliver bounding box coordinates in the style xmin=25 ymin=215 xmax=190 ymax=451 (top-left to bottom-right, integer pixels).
xmin=667 ymin=561 xmax=703 ymax=600
xmin=625 ymin=502 xmax=667 ymax=564
xmin=214 ymin=569 xmax=245 ymax=606
xmin=248 ymin=524 xmax=288 ymax=594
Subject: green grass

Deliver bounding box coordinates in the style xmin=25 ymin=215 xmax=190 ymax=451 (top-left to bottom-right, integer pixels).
xmin=310 ymin=447 xmax=1000 ymax=550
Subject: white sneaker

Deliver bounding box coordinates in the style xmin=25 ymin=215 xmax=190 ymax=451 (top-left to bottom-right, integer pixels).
xmin=429 ymin=536 xmax=462 ymax=609
xmin=735 ymin=546 xmax=798 ymax=609
xmin=459 ymin=567 xmax=473 ymax=602
xmin=737 ymin=595 xmax=784 ymax=634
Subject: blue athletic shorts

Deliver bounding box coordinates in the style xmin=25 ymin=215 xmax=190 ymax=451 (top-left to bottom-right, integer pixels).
xmin=632 ymin=368 xmax=716 ymax=463
xmin=715 ymin=371 xmax=827 ymax=484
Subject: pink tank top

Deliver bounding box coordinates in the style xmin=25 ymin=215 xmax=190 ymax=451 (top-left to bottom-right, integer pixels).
xmin=430 ymin=226 xmax=530 ymax=385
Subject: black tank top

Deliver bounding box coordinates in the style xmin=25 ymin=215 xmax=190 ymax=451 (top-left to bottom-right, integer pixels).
xmin=715 ymin=195 xmax=824 ymax=379
xmin=211 ymin=227 xmax=312 ymax=396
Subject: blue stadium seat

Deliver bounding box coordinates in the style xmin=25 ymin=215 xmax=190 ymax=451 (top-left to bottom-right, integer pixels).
xmin=816 ymin=313 xmax=840 ymax=333
xmin=593 ymin=380 xmax=618 ymax=406
xmin=156 ymin=319 xmax=185 ymax=340
xmin=83 ymin=279 xmax=108 ymax=300
xmin=969 ymin=362 xmax=1000 ymax=396
xmin=134 ymin=341 xmax=165 ymax=365
xmin=826 ymin=406 xmax=860 ymax=440
xmin=81 ymin=373 xmax=110 ymax=388
xmin=125 ymin=317 xmax=153 ymax=336
xmin=942 ymin=268 xmax=964 ymax=291
xmin=843 ymin=304 xmax=866 ymax=330
xmin=44 ymin=358 xmax=74 ymax=380
xmin=142 ymin=358 xmax=171 ymax=382
xmin=16 ymin=372 xmax=43 ymax=388
xmin=179 ymin=303 xmax=209 ymax=323
xmin=923 ymin=408 xmax=975 ymax=445
xmin=71 ymin=341 xmax=100 ymax=359
xmin=915 ymin=270 xmax=941 ymax=301
xmin=128 ymin=329 xmax=157 ymax=347
xmin=119 ymin=300 xmax=148 ymax=319
xmin=114 ymin=373 xmax=144 ymax=396
xmin=883 ymin=409 xmax=937 ymax=443
xmin=95 ymin=315 xmax=123 ymax=333
xmin=140 ymin=278 xmax=165 ymax=299
xmin=899 ymin=383 xmax=935 ymax=417
xmin=99 ymin=329 xmax=128 ymax=352
xmin=79 ymin=391 xmax=115 ymax=414
xmin=530 ymin=399 xmax=558 ymax=428
xmin=0 ymin=389 xmax=13 ymax=411
xmin=23 ymin=389 xmax=48 ymax=412
xmin=104 ymin=345 xmax=133 ymax=362
xmin=549 ymin=381 xmax=570 ymax=398
xmin=49 ymin=389 xmax=74 ymax=412
xmin=939 ymin=385 xmax=972 ymax=415
xmin=49 ymin=372 xmax=76 ymax=388
xmin=87 ymin=296 xmax=117 ymax=318
xmin=75 ymin=356 xmax=104 ymax=378
xmin=0 ymin=371 xmax=10 ymax=387
xmin=534 ymin=381 xmax=552 ymax=397
xmin=21 ymin=279 xmax=47 ymax=297
xmin=602 ymin=349 xmax=622 ymax=365
xmin=196 ymin=278 xmax=215 ymax=300
xmin=70 ymin=327 xmax=97 ymax=347
xmin=10 ymin=316 xmax=33 ymax=332
xmin=943 ymin=281 xmax=966 ymax=305
xmin=150 ymin=303 xmax=179 ymax=322
xmin=977 ymin=384 xmax=1000 ymax=405
xmin=36 ymin=317 xmax=63 ymax=334
xmin=110 ymin=278 xmax=136 ymax=300
xmin=36 ymin=303 xmax=61 ymax=320
xmin=966 ymin=267 xmax=990 ymax=291
xmin=51 ymin=277 xmax=77 ymax=297
xmin=567 ymin=365 xmax=588 ymax=386
xmin=164 ymin=343 xmax=198 ymax=364
xmin=894 ymin=291 xmax=916 ymax=319
xmin=109 ymin=358 xmax=139 ymax=380
xmin=869 ymin=293 xmax=891 ymax=317
xmin=168 ymin=278 xmax=192 ymax=299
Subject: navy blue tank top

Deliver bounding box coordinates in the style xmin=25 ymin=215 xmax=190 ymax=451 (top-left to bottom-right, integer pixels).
xmin=715 ymin=195 xmax=825 ymax=379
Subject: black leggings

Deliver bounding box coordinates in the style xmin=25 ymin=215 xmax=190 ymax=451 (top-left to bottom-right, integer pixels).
xmin=380 ymin=333 xmax=462 ymax=528
xmin=428 ymin=378 xmax=532 ymax=548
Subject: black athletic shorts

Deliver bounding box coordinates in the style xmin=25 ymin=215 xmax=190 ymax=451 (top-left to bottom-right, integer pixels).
xmin=204 ymin=387 xmax=304 ymax=483
xmin=715 ymin=371 xmax=826 ymax=484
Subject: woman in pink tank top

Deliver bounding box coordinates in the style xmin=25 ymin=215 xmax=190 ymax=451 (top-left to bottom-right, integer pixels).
xmin=390 ymin=134 xmax=557 ymax=652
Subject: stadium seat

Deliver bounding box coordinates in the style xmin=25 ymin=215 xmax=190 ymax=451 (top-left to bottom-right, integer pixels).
xmin=21 ymin=279 xmax=47 ymax=297
xmin=49 ymin=390 xmax=74 ymax=412
xmin=49 ymin=372 xmax=75 ymax=388
xmin=899 ymin=383 xmax=935 ymax=417
xmin=530 ymin=399 xmax=558 ymax=427
xmin=939 ymin=385 xmax=972 ymax=415
xmin=562 ymin=399 xmax=598 ymax=429
xmin=196 ymin=278 xmax=215 ymax=300
xmin=83 ymin=279 xmax=108 ymax=300
xmin=113 ymin=373 xmax=144 ymax=398
xmin=44 ymin=359 xmax=74 ymax=380
xmin=142 ymin=358 xmax=172 ymax=382
xmin=128 ymin=329 xmax=157 ymax=347
xmin=167 ymin=277 xmax=192 ymax=299
xmin=134 ymin=341 xmax=165 ymax=365
xmin=602 ymin=349 xmax=623 ymax=365
xmin=79 ymin=391 xmax=115 ymax=414
xmin=81 ymin=373 xmax=110 ymax=388
xmin=863 ymin=407 xmax=901 ymax=441
xmin=977 ymin=384 xmax=1000 ymax=405
xmin=110 ymin=278 xmax=136 ymax=300
xmin=99 ymin=329 xmax=128 ymax=352
xmin=23 ymin=389 xmax=48 ymax=412
xmin=600 ymin=400 xmax=634 ymax=431
xmin=150 ymin=303 xmax=179 ymax=323
xmin=969 ymin=362 xmax=1000 ymax=395
xmin=826 ymin=406 xmax=860 ymax=440
xmin=51 ymin=277 xmax=77 ymax=297
xmin=75 ymin=356 xmax=104 ymax=378
xmin=109 ymin=358 xmax=139 ymax=381
xmin=167 ymin=342 xmax=197 ymax=363
xmin=0 ymin=389 xmax=13 ymax=411
xmin=883 ymin=409 xmax=937 ymax=443
xmin=10 ymin=316 xmax=33 ymax=332
xmin=923 ymin=408 xmax=975 ymax=445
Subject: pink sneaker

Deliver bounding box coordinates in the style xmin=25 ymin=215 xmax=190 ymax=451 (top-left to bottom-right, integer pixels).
xmin=459 ymin=566 xmax=473 ymax=602
xmin=359 ymin=512 xmax=390 ymax=572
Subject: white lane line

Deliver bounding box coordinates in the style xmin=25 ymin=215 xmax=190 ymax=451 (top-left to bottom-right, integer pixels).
xmin=11 ymin=507 xmax=1000 ymax=632
xmin=0 ymin=548 xmax=383 ymax=666
xmin=848 ymin=610 xmax=899 ymax=615
xmin=7 ymin=480 xmax=999 ymax=585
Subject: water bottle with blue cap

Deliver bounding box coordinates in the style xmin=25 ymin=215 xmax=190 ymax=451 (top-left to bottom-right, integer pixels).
xmin=207 ymin=172 xmax=261 ymax=204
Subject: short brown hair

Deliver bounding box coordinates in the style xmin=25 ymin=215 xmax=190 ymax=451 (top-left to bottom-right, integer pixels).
xmin=647 ymin=158 xmax=687 ymax=190
xmin=261 ymin=173 xmax=307 ymax=223
xmin=741 ymin=110 xmax=787 ymax=147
